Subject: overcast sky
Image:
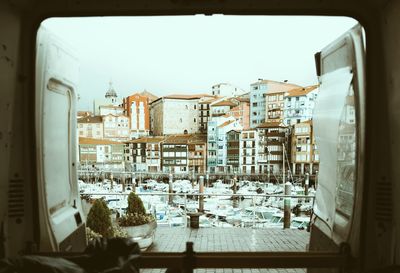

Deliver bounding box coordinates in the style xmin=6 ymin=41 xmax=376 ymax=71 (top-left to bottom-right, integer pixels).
xmin=42 ymin=16 xmax=357 ymax=111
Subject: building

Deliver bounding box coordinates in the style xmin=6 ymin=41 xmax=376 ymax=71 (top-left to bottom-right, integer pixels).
xmin=161 ymin=135 xmax=190 ymax=173
xmin=150 ymin=94 xmax=211 ymax=135
xmin=211 ymin=83 xmax=247 ymax=97
xmin=98 ymin=105 xmax=124 ymax=116
xmin=77 ymin=116 xmax=103 ymax=139
xmin=265 ymin=91 xmax=285 ymax=123
xmin=187 ymin=134 xmax=207 ymax=174
xmin=210 ymin=99 xmax=238 ymax=117
xmin=78 ymin=137 xmax=124 ymax=170
xmin=198 ymin=96 xmax=220 ymax=133
xmin=250 ymin=79 xmax=301 ymax=128
xmin=122 ymin=92 xmax=156 ymax=139
xmin=207 ymin=116 xmax=242 ymax=173
xmin=226 ymin=97 xmax=250 ymax=129
xmin=239 ymin=129 xmax=259 ymax=174
xmin=93 ymin=81 xmax=121 ymax=115
xmin=207 ymin=120 xmax=218 ymax=173
xmin=256 ymin=122 xmax=290 ymax=176
xmin=283 ymin=85 xmax=319 ymax=126
xmin=102 ymin=114 xmax=130 ymax=141
xmin=290 ymin=121 xmax=319 ymax=175
xmin=226 ymin=130 xmax=241 ymax=173
xmin=124 ymin=136 xmax=164 ymax=172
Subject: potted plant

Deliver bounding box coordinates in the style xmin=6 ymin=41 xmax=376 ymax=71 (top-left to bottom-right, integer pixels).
xmin=86 ymin=198 xmax=113 ymax=238
xmin=118 ymin=192 xmax=157 ymax=250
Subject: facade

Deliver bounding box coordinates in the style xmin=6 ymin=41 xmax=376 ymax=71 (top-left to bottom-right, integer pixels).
xmin=150 ymin=94 xmax=211 ymax=135
xmin=211 ymin=83 xmax=247 ymax=97
xmin=250 ymin=79 xmax=301 ymax=128
xmin=207 ymin=121 xmax=218 ymax=173
xmin=207 ymin=116 xmax=242 ymax=173
xmin=77 ymin=116 xmax=103 ymax=139
xmin=98 ymin=105 xmax=124 ymax=116
xmin=239 ymin=129 xmax=259 ymax=174
xmin=283 ymin=85 xmax=319 ymax=126
xmin=102 ymin=114 xmax=130 ymax=141
xmin=122 ymin=92 xmax=154 ymax=139
xmin=78 ymin=137 xmax=124 ymax=170
xmin=210 ymin=99 xmax=238 ymax=117
xmin=187 ymin=134 xmax=207 ymax=173
xmin=291 ymin=121 xmax=319 ymax=175
xmin=124 ymin=136 xmax=164 ymax=172
xmin=227 ymin=97 xmax=250 ymax=129
xmin=198 ymin=96 xmax=220 ymax=133
xmin=257 ymin=122 xmax=290 ymax=176
xmin=265 ymin=91 xmax=285 ymax=123
xmin=161 ymin=135 xmax=190 ymax=173
xmin=226 ymin=130 xmax=240 ymax=173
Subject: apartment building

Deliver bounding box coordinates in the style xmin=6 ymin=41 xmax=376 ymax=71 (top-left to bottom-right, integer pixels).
xmin=250 ymin=79 xmax=301 ymax=128
xmin=227 ymin=97 xmax=250 ymax=129
xmin=77 ymin=116 xmax=103 ymax=139
xmin=226 ymin=130 xmax=240 ymax=173
xmin=78 ymin=137 xmax=124 ymax=170
xmin=207 ymin=116 xmax=242 ymax=173
xmin=283 ymin=85 xmax=319 ymax=126
xmin=239 ymin=129 xmax=259 ymax=174
xmin=161 ymin=135 xmax=190 ymax=173
xmin=187 ymin=134 xmax=207 ymax=173
xmin=124 ymin=136 xmax=164 ymax=172
xmin=256 ymin=122 xmax=290 ymax=175
xmin=198 ymin=96 xmax=220 ymax=133
xmin=291 ymin=121 xmax=319 ymax=175
xmin=210 ymin=99 xmax=238 ymax=117
xmin=102 ymin=114 xmax=130 ymax=141
xmin=265 ymin=91 xmax=285 ymax=123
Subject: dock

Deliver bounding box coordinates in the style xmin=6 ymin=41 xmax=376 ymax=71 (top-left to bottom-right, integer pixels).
xmin=143 ymin=227 xmax=310 ymax=273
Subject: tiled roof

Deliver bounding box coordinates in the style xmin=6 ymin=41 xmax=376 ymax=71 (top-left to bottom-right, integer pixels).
xmin=218 ymin=120 xmax=236 ymax=128
xmin=286 ymin=85 xmax=318 ymax=97
xmin=256 ymin=122 xmax=287 ymax=129
xmin=199 ymin=96 xmax=221 ymax=104
xmin=151 ymin=94 xmax=213 ymax=104
xmin=212 ymin=100 xmax=237 ymax=107
xmin=126 ymin=136 xmax=165 ymax=144
xmin=79 ymin=137 xmax=122 ymax=145
xmin=251 ymin=79 xmax=302 ymax=91
xmin=77 ymin=116 xmax=103 ymax=123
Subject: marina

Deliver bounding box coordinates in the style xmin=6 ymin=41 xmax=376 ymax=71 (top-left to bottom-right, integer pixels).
xmin=79 ymin=175 xmax=315 ymax=230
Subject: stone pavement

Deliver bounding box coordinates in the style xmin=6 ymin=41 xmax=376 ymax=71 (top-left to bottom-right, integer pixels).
xmin=142 ymin=227 xmax=310 ymax=273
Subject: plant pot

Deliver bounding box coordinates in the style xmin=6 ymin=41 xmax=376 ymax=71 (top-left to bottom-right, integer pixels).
xmin=121 ymin=220 xmax=157 ymax=250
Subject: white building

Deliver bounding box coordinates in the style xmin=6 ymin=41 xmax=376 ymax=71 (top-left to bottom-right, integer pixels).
xmin=77 ymin=116 xmax=103 ymax=139
xmin=283 ymin=85 xmax=319 ymax=126
xmin=150 ymin=94 xmax=212 ymax=135
xmin=98 ymin=105 xmax=124 ymax=116
xmin=239 ymin=129 xmax=259 ymax=174
xmin=102 ymin=114 xmax=130 ymax=141
xmin=212 ymin=83 xmax=247 ymax=97
xmin=207 ymin=116 xmax=242 ymax=173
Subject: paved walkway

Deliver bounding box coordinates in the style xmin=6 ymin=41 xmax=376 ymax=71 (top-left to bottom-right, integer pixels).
xmin=143 ymin=227 xmax=310 ymax=273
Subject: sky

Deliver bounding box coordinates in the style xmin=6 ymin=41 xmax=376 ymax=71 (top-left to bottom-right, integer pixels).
xmin=42 ymin=16 xmax=358 ymax=111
